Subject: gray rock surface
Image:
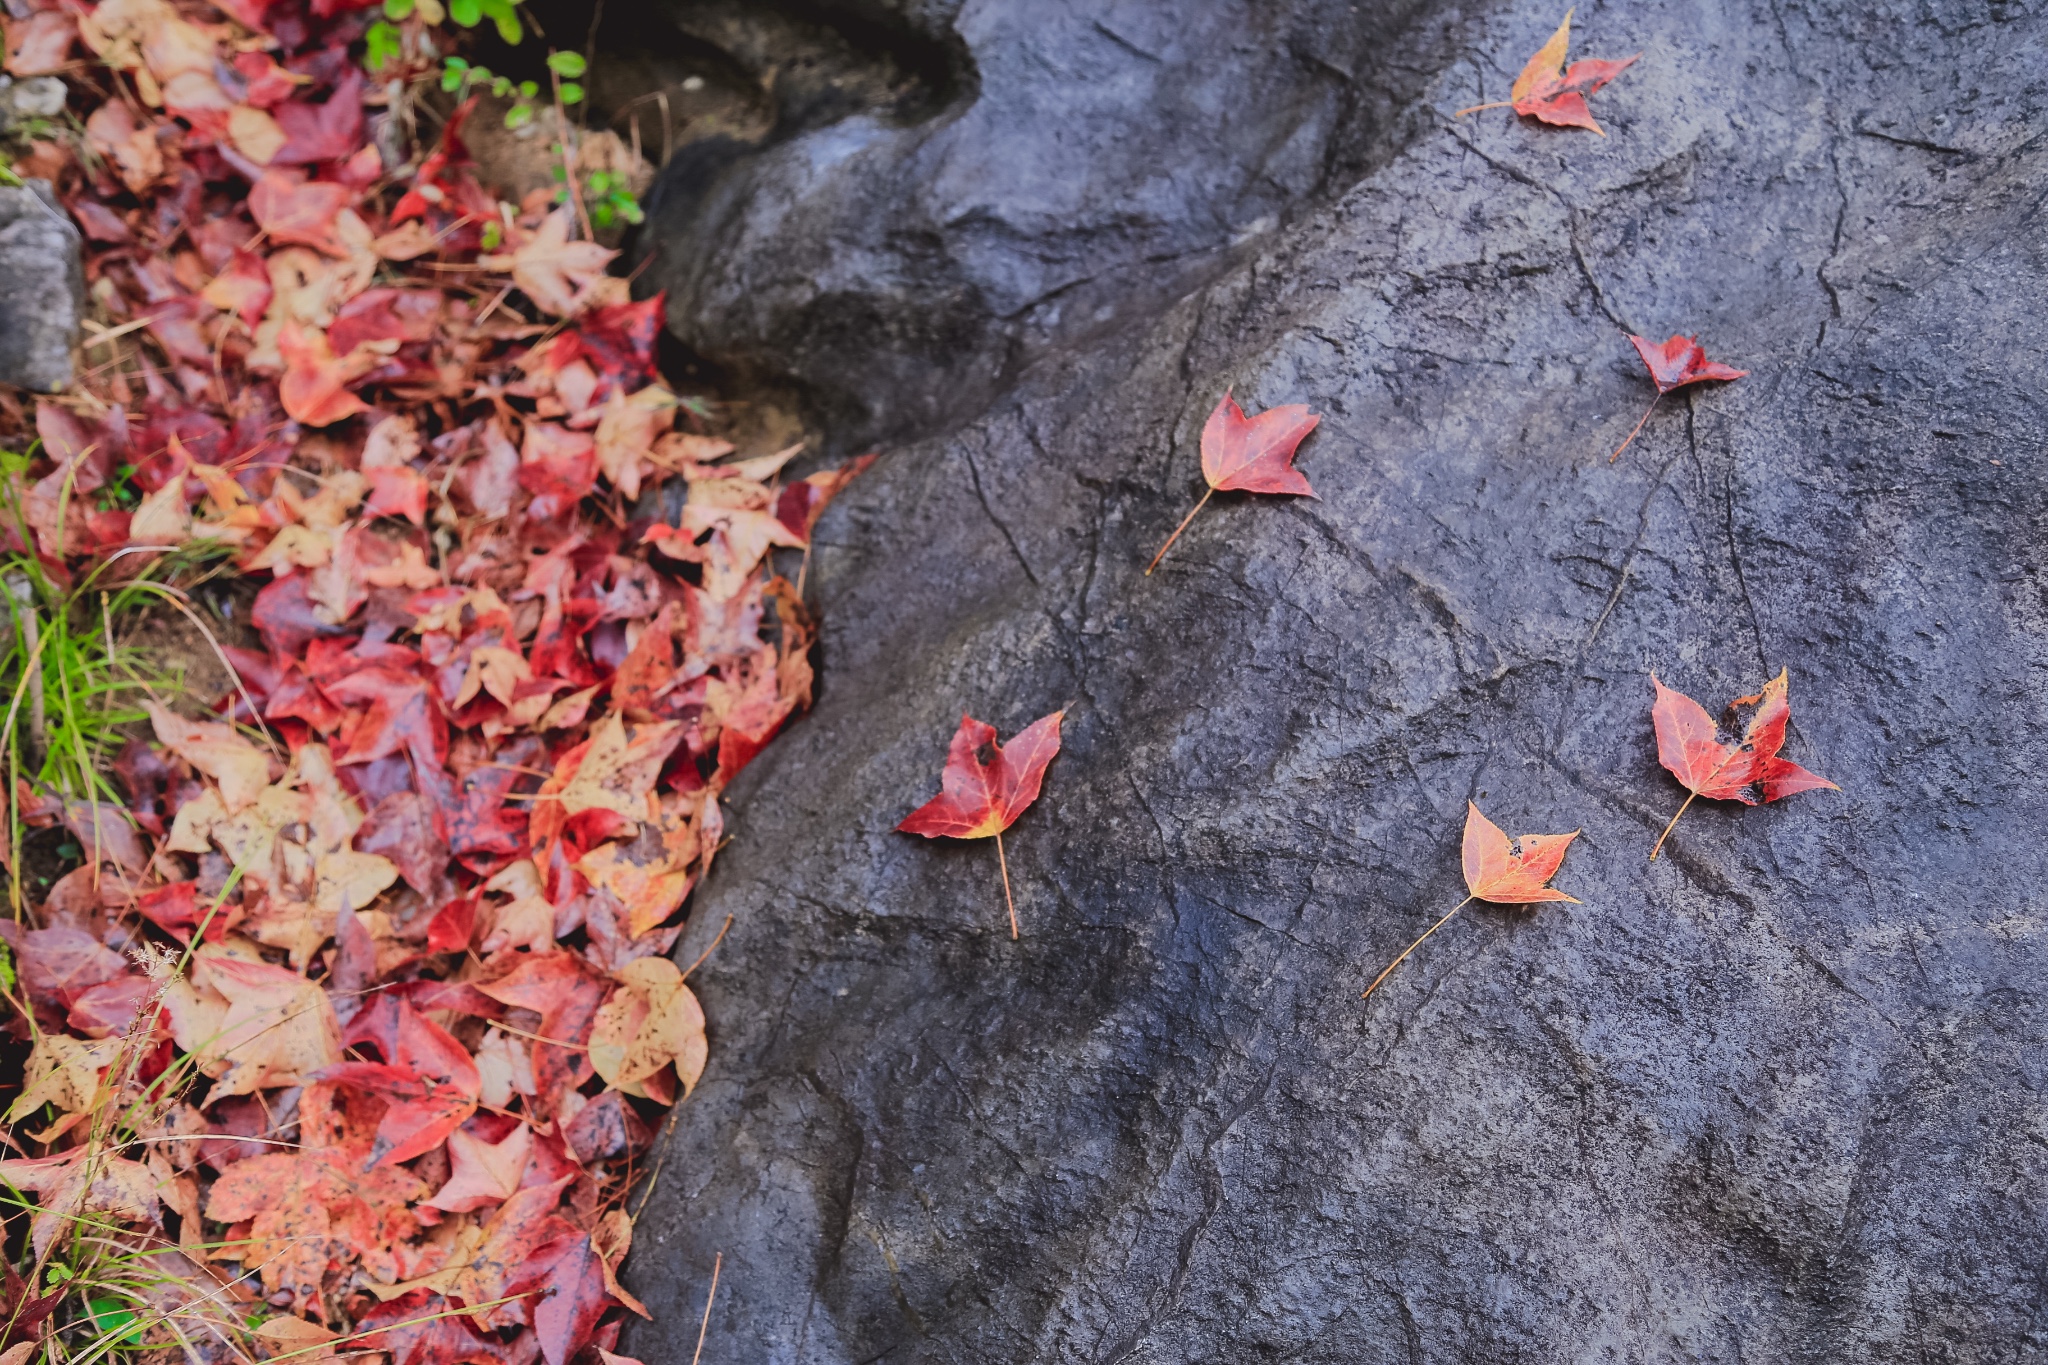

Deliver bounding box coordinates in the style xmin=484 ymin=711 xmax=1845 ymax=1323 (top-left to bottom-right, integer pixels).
xmin=0 ymin=179 xmax=80 ymax=394
xmin=624 ymin=0 xmax=2048 ymax=1360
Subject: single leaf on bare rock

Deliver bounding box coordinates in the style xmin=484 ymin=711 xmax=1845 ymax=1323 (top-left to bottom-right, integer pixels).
xmin=898 ymin=710 xmax=1064 ymax=938
xmin=1363 ymin=802 xmax=1580 ymax=1001
xmin=1610 ymin=333 xmax=1748 ymax=461
xmin=1457 ymin=9 xmax=1639 ymax=133
xmin=1649 ymin=669 xmax=1837 ymax=860
xmin=1148 ymin=391 xmax=1320 ymax=573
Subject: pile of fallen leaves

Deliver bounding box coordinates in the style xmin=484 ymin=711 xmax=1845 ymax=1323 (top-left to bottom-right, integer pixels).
xmin=0 ymin=0 xmax=868 ymax=1360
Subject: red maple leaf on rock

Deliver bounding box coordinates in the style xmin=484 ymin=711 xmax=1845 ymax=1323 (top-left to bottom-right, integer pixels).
xmin=899 ymin=710 xmax=1064 ymax=939
xmin=1609 ymin=333 xmax=1749 ymax=461
xmin=1458 ymin=9 xmax=1639 ymax=134
xmin=1649 ymin=669 xmax=1837 ymax=859
xmin=1148 ymin=391 xmax=1320 ymax=574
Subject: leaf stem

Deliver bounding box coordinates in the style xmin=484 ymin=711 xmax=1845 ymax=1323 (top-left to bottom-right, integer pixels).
xmin=1649 ymin=790 xmax=1699 ymax=861
xmin=1145 ymin=486 xmax=1214 ymax=575
xmin=1362 ymin=895 xmax=1475 ymax=1001
xmin=1609 ymin=393 xmax=1660 ymax=462
xmin=995 ymin=828 xmax=1018 ymax=940
xmin=690 ymin=1252 xmax=721 ymax=1365
xmin=1453 ymin=100 xmax=1514 ymax=117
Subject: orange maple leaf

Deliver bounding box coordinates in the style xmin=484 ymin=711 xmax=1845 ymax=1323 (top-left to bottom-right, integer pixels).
xmin=480 ymin=208 xmax=615 ymax=317
xmin=277 ymin=320 xmax=372 ymax=427
xmin=1457 ymin=9 xmax=1639 ymax=134
xmin=1362 ymin=802 xmax=1580 ymax=1001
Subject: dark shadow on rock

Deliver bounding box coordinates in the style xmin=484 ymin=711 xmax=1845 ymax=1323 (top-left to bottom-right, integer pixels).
xmin=611 ymin=0 xmax=1494 ymax=448
xmin=621 ymin=0 xmax=2048 ymax=1360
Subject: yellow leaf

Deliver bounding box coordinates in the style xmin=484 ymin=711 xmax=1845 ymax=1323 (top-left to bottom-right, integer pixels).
xmin=7 ymin=1032 xmax=120 ymax=1123
xmin=228 ymin=103 xmax=286 ymax=164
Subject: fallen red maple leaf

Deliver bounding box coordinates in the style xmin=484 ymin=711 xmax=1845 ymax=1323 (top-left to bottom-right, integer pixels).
xmin=272 ymin=68 xmax=365 ymax=164
xmin=898 ymin=710 xmax=1064 ymax=939
xmin=356 ymin=1288 xmax=514 ymax=1365
xmin=319 ymin=997 xmax=481 ymax=1166
xmin=518 ymin=1233 xmax=614 ymax=1365
xmin=1649 ymin=669 xmax=1837 ymax=860
xmin=278 ymin=320 xmax=372 ymax=427
xmin=437 ymin=1174 xmax=578 ymax=1329
xmin=1147 ymin=391 xmax=1319 ymax=574
xmin=1609 ymin=333 xmax=1749 ymax=461
xmin=29 ymin=19 xmax=884 ymax=1356
xmin=425 ymin=1122 xmax=531 ymax=1212
xmin=249 ymin=168 xmax=351 ymax=253
xmin=1363 ymin=801 xmax=1580 ymax=1000
xmin=1457 ymin=9 xmax=1639 ymax=134
xmin=475 ymin=951 xmax=611 ymax=1115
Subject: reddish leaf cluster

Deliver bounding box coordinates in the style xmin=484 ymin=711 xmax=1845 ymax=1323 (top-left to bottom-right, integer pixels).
xmin=0 ymin=0 xmax=870 ymax=1358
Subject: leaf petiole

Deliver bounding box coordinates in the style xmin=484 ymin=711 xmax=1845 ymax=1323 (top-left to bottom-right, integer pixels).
xmin=1649 ymin=789 xmax=1699 ymax=861
xmin=1146 ymin=486 xmax=1215 ymax=575
xmin=1362 ymin=895 xmax=1476 ymax=1001
xmin=1452 ymin=100 xmax=1514 ymax=117
xmin=995 ymin=828 xmax=1019 ymax=940
xmin=1609 ymin=393 xmax=1661 ymax=462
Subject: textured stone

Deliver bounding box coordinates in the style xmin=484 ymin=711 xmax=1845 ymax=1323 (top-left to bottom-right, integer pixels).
xmin=625 ymin=0 xmax=2048 ymax=1360
xmin=0 ymin=180 xmax=81 ymax=394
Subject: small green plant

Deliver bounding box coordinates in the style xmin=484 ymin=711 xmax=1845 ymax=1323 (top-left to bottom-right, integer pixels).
xmin=93 ymin=464 xmax=139 ymax=514
xmin=440 ymin=56 xmax=582 ymax=130
xmin=363 ymin=19 xmax=404 ymax=73
xmin=553 ymin=163 xmax=642 ymax=230
xmin=364 ymin=0 xmax=521 ymax=76
xmin=545 ymin=49 xmax=586 ymax=106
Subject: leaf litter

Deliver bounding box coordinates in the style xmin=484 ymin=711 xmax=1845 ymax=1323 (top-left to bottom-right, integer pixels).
xmin=0 ymin=3 xmax=873 ymax=1361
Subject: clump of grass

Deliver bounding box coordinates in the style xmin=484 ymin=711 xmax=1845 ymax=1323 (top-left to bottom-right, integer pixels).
xmin=0 ymin=443 xmax=273 ymax=1365
xmin=0 ymin=444 xmax=239 ymax=911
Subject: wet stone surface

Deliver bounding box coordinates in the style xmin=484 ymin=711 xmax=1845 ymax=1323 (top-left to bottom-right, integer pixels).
xmin=0 ymin=179 xmax=81 ymax=393
xmin=623 ymin=0 xmax=2048 ymax=1360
